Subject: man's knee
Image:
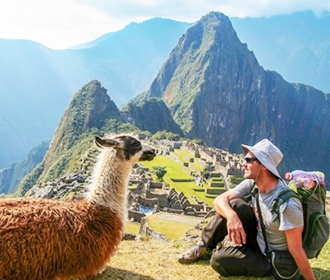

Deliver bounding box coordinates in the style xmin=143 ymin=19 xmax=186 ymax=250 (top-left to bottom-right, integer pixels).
xmin=229 ymin=198 xmax=252 ymax=213
xmin=210 ymin=246 xmax=271 ymax=277
xmin=210 ymin=249 xmax=232 ymax=276
xmin=230 ymin=199 xmax=256 ymax=223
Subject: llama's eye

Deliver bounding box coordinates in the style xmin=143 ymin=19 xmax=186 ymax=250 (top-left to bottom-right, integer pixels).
xmin=134 ymin=143 xmax=142 ymax=151
xmin=132 ymin=140 xmax=141 ymax=148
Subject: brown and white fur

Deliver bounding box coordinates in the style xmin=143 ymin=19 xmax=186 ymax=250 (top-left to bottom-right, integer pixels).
xmin=0 ymin=134 xmax=156 ymax=280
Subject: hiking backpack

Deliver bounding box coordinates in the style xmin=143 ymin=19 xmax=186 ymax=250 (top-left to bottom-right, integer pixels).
xmin=272 ymin=172 xmax=329 ymax=259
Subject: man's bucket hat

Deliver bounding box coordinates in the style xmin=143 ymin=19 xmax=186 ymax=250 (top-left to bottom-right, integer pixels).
xmin=241 ymin=139 xmax=283 ymax=178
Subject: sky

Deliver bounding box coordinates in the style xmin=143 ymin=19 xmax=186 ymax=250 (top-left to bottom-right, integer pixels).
xmin=1 ymin=0 xmax=330 ymax=50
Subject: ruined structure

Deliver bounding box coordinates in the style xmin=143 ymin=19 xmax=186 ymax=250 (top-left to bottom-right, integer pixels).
xmin=127 ymin=139 xmax=243 ymax=224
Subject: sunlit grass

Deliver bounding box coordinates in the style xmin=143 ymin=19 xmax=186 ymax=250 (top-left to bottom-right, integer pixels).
xmin=140 ymin=154 xmax=214 ymax=206
xmin=173 ymin=149 xmax=204 ymax=172
xmin=145 ymin=213 xmax=199 ymax=240
xmin=93 ymin=238 xmax=330 ymax=280
xmin=142 ymin=154 xmax=191 ymax=180
xmin=125 ymin=222 xmax=141 ymax=235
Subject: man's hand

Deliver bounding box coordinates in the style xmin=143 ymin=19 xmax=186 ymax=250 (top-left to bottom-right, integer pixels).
xmin=213 ymin=191 xmax=247 ymax=246
xmin=226 ymin=213 xmax=246 ymax=245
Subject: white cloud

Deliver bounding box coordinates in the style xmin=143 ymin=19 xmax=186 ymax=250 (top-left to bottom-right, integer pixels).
xmin=0 ymin=0 xmax=329 ymax=49
xmin=72 ymin=0 xmax=330 ymax=19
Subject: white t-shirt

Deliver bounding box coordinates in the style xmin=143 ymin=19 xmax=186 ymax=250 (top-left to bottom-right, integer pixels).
xmin=230 ymin=179 xmax=303 ymax=254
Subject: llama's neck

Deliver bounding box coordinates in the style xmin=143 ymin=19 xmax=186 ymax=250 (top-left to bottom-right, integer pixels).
xmin=86 ymin=149 xmax=131 ymax=214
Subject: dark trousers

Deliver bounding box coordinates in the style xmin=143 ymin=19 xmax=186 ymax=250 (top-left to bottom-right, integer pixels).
xmin=202 ymin=198 xmax=272 ymax=277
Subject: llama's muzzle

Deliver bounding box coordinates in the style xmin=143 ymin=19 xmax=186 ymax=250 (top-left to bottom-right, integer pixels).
xmin=140 ymin=149 xmax=156 ymax=161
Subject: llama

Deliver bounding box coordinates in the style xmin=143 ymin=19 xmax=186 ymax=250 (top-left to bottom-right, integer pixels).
xmin=0 ymin=134 xmax=156 ymax=280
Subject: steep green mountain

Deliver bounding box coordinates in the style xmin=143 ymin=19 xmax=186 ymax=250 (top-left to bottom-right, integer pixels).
xmin=231 ymin=11 xmax=330 ymax=93
xmin=1 ymin=80 xmax=186 ymax=195
xmin=16 ymin=80 xmax=141 ymax=195
xmin=121 ymin=98 xmax=183 ymax=135
xmin=0 ymin=19 xmax=191 ymax=169
xmin=42 ymin=80 xmax=121 ymax=169
xmin=143 ymin=12 xmax=330 ymax=182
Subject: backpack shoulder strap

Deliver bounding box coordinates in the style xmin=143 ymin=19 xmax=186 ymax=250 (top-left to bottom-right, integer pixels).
xmin=243 ymin=182 xmax=257 ymax=203
xmin=271 ymin=189 xmax=301 ymax=221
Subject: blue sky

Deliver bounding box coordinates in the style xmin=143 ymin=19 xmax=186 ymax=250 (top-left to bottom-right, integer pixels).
xmin=1 ymin=0 xmax=329 ymax=50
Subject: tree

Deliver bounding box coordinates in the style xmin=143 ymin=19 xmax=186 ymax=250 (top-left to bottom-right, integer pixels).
xmin=153 ymin=166 xmax=167 ymax=182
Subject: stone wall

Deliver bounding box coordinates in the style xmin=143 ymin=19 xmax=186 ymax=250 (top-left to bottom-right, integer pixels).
xmin=149 ymin=181 xmax=163 ymax=188
xmin=138 ymin=196 xmax=159 ymax=208
xmin=128 ymin=209 xmax=146 ymax=223
xmin=146 ymin=190 xmax=168 ymax=208
xmin=139 ymin=218 xmax=168 ymax=241
xmin=205 ymin=188 xmax=226 ymax=195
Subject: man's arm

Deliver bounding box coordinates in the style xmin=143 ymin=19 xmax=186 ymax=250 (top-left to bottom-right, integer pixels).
xmin=285 ymin=227 xmax=316 ymax=280
xmin=213 ymin=191 xmax=247 ymax=245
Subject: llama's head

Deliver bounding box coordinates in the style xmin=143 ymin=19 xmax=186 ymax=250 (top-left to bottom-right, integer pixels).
xmin=94 ymin=134 xmax=156 ymax=163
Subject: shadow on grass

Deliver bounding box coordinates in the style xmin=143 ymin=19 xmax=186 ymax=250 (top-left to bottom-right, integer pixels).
xmin=204 ymin=266 xmax=330 ymax=280
xmin=93 ymin=266 xmax=156 ymax=280
xmin=193 ymin=263 xmax=330 ymax=280
xmin=313 ymin=267 xmax=330 ymax=279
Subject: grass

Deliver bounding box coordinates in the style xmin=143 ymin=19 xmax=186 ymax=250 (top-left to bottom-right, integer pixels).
xmin=173 ymin=148 xmax=193 ymax=159
xmin=173 ymin=149 xmax=205 ymax=172
xmin=91 ymin=238 xmax=330 ymax=280
xmin=124 ymin=222 xmax=141 ymax=235
xmin=93 ymin=240 xmax=219 ymax=280
xmin=143 ymin=212 xmax=204 ymax=240
xmin=140 ymin=155 xmax=215 ymax=206
xmin=210 ymin=178 xmax=223 ymax=182
xmin=109 ymin=213 xmax=330 ymax=280
xmin=140 ymin=152 xmax=243 ymax=207
xmin=142 ymin=155 xmax=191 ymax=180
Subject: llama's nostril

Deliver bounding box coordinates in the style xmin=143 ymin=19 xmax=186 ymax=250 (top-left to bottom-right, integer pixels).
xmin=140 ymin=150 xmax=156 ymax=161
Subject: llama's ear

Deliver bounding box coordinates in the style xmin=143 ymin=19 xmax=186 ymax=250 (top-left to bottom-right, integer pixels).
xmin=94 ymin=136 xmax=119 ymax=148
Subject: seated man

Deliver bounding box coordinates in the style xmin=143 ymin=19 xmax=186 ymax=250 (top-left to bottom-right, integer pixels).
xmin=178 ymin=139 xmax=315 ymax=280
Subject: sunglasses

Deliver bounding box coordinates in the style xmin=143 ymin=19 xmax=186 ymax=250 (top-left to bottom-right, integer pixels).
xmin=244 ymin=157 xmax=259 ymax=163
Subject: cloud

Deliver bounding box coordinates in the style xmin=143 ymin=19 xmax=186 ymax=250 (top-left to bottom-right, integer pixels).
xmin=0 ymin=0 xmax=123 ymax=49
xmin=1 ymin=0 xmax=330 ymax=49
xmin=72 ymin=0 xmax=330 ymax=19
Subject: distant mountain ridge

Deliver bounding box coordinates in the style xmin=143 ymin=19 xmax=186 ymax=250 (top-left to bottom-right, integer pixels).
xmin=72 ymin=18 xmax=192 ymax=51
xmin=0 ymin=141 xmax=48 ymax=195
xmin=231 ymin=11 xmax=330 ymax=93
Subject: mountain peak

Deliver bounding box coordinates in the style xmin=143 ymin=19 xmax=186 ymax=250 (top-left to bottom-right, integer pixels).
xmin=69 ymin=80 xmax=120 ymax=131
xmin=43 ymin=80 xmax=120 ymax=171
xmin=146 ymin=11 xmax=259 ymax=130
